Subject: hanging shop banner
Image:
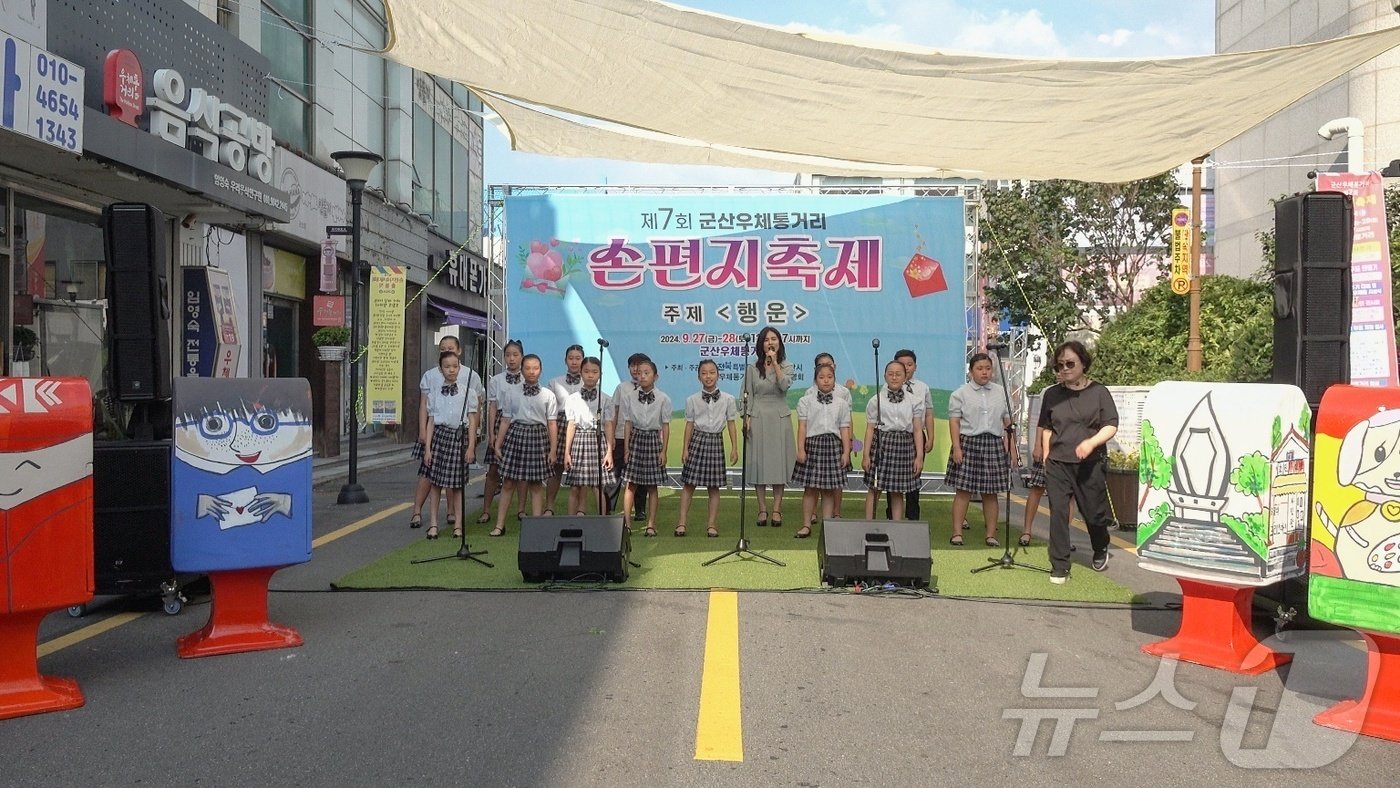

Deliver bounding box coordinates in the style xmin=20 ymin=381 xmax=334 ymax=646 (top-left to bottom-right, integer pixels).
xmin=504 ymin=193 xmax=967 ymax=470
xmin=181 ymin=267 xmax=240 ymax=378
xmin=1316 ymin=172 xmax=1399 ymax=387
xmin=365 ymin=265 xmax=406 ymax=424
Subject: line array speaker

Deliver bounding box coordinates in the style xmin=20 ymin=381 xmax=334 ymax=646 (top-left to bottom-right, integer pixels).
xmin=1271 ymin=191 xmax=1353 ymax=406
xmin=104 ymin=203 xmax=171 ymax=402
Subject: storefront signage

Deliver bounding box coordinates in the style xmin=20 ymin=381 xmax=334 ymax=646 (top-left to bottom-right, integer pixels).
xmin=147 ymin=67 xmax=275 ymax=184
xmin=102 ymin=48 xmax=143 ymax=127
xmin=0 ymin=29 xmax=84 ymax=153
xmin=268 ymin=152 xmax=347 ymax=246
xmin=181 ymin=267 xmax=240 ymax=378
xmin=320 ymin=239 xmax=338 ymax=293
xmin=312 ymin=295 xmax=345 ymax=327
xmin=442 ymin=248 xmax=485 ymax=296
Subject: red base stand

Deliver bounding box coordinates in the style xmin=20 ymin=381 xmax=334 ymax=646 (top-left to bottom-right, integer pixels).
xmin=1314 ymin=631 xmax=1400 ymax=742
xmin=1141 ymin=577 xmax=1290 ymax=674
xmin=177 ymin=567 xmax=302 ymax=659
xmin=0 ymin=611 xmax=84 ymax=720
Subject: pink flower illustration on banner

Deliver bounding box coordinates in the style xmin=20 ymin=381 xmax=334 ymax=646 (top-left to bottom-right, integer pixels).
xmin=517 ymin=239 xmax=584 ymax=297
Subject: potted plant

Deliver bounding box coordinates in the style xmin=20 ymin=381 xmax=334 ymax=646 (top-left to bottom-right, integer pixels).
xmin=1105 ymin=446 xmax=1140 ymax=530
xmin=312 ymin=326 xmax=350 ymax=362
xmin=12 ymin=325 xmax=37 ymax=362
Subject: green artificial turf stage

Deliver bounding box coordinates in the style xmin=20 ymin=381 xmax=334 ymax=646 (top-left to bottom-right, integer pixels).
xmin=334 ymin=493 xmax=1140 ymax=603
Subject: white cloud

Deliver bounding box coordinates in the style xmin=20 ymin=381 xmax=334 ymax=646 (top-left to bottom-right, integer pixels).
xmin=1096 ymin=28 xmax=1133 ymax=48
xmin=951 ymin=9 xmax=1065 ymax=57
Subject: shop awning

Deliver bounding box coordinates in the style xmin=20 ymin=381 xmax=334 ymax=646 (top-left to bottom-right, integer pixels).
xmin=427 ymin=296 xmax=494 ymax=330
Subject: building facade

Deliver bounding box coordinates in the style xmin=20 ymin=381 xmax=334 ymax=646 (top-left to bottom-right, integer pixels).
xmin=1 ymin=0 xmax=488 ymax=451
xmin=1213 ymin=0 xmax=1400 ymax=278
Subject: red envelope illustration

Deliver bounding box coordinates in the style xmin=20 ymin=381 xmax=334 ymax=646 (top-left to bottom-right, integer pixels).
xmin=903 ymin=253 xmax=948 ymax=298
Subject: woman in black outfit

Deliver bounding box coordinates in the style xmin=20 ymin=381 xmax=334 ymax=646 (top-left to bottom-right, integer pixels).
xmin=1036 ymin=341 xmax=1118 ymax=584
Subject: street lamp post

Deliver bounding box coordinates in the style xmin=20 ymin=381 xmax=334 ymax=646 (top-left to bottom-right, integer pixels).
xmin=331 ymin=150 xmax=383 ymax=505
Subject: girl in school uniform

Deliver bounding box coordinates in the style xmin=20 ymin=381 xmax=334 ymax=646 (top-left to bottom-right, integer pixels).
xmin=545 ymin=344 xmax=586 ymax=513
xmin=622 ymin=359 xmax=671 ymax=537
xmin=608 ymin=352 xmax=649 ymax=518
xmin=861 ymin=360 xmax=925 ymax=521
xmin=813 ymin=351 xmax=853 ymax=519
xmin=490 ymin=353 xmax=558 ymax=537
xmin=479 ymin=339 xmax=525 ymax=524
xmin=421 ymin=351 xmax=480 ymax=540
xmin=947 ymin=353 xmax=1019 ymax=546
xmin=563 ymin=356 xmax=616 ymax=516
xmin=791 ymin=362 xmax=852 ymax=538
xmin=675 ymin=359 xmax=739 ymax=537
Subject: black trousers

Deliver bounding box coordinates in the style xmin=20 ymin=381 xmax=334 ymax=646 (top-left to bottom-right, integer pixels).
xmin=1045 ymin=458 xmax=1113 ymax=575
xmin=884 ymin=490 xmax=921 ymax=520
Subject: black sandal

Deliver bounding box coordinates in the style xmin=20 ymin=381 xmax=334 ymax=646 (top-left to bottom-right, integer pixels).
xmin=794 ymin=526 xmax=812 ymax=539
xmin=409 ymin=514 xmax=423 ymax=529
xmin=950 ymin=534 xmax=964 ymax=546
xmin=756 ymin=511 xmax=769 ymax=527
xmin=643 ymin=526 xmax=657 ymax=537
xmin=1019 ymin=533 xmax=1032 ymax=547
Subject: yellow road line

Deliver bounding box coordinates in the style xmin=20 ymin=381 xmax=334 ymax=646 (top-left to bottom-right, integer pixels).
xmin=312 ymin=502 xmax=412 ymax=548
xmin=37 ymin=612 xmax=144 ymax=658
xmin=695 ymin=589 xmax=743 ymax=762
xmin=40 ymin=502 xmax=409 ymax=658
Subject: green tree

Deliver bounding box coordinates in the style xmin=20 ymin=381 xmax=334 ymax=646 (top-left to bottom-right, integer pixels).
xmin=1138 ymin=419 xmax=1174 ymax=510
xmin=1271 ymin=415 xmax=1282 ymax=452
xmin=1093 ymin=275 xmax=1273 ymax=385
xmin=980 ymin=172 xmax=1180 ymax=350
xmin=1230 ymin=451 xmax=1270 ymax=511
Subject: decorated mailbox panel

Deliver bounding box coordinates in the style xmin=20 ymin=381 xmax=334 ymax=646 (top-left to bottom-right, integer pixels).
xmin=171 ymin=378 xmax=312 ymax=572
xmin=1136 ymin=382 xmax=1311 ymax=585
xmin=0 ymin=377 xmax=93 ymax=612
xmin=1310 ymin=385 xmax=1400 ymax=634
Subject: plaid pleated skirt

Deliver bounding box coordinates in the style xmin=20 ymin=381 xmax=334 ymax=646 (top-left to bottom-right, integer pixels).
xmin=792 ymin=432 xmax=844 ymax=490
xmin=680 ymin=429 xmax=727 ymax=488
xmin=499 ymin=421 xmax=552 ymax=482
xmin=864 ymin=429 xmax=918 ymax=492
xmin=946 ymin=432 xmax=1010 ymax=495
xmin=1022 ymin=460 xmax=1047 ymax=489
xmin=427 ymin=423 xmax=468 ymax=489
xmin=482 ymin=410 xmax=505 ymax=465
xmin=553 ymin=412 xmax=569 ymax=469
xmin=565 ymin=426 xmax=616 ymax=487
xmin=623 ymin=428 xmax=667 ymax=486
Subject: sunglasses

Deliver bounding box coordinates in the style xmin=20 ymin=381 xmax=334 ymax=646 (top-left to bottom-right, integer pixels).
xmin=1054 ymin=360 xmax=1078 ymax=371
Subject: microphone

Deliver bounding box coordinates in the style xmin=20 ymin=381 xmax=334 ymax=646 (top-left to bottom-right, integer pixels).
xmin=871 ymin=338 xmax=880 ymax=349
xmin=597 ymin=338 xmax=609 ymax=348
xmin=986 ymin=342 xmax=1007 ymax=352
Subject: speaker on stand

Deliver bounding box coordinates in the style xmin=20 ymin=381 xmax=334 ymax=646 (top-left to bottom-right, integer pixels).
xmin=1270 ymin=190 xmax=1353 ymax=629
xmin=1271 ymin=191 xmax=1353 ymax=408
xmin=103 ymin=203 xmax=172 ymax=404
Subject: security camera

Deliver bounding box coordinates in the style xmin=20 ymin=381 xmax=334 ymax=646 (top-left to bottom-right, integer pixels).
xmin=181 ymin=213 xmax=199 ymax=229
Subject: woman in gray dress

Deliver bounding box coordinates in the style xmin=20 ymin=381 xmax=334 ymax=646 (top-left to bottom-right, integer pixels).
xmin=742 ymin=326 xmax=797 ymax=526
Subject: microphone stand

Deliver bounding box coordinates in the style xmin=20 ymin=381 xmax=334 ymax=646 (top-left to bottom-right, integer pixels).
xmin=595 ymin=337 xmax=608 ymax=516
xmin=971 ymin=344 xmax=1048 ymax=575
xmin=704 ymin=333 xmax=784 ymax=568
xmin=871 ymin=338 xmax=881 ymax=502
xmin=414 ymin=404 xmax=493 ymax=569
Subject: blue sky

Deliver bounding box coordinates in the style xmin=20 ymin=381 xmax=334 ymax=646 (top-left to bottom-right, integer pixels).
xmin=483 ymin=0 xmax=1216 ymax=187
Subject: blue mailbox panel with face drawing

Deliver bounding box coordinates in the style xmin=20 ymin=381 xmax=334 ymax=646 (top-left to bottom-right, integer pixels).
xmin=171 ymin=378 xmax=313 ymax=572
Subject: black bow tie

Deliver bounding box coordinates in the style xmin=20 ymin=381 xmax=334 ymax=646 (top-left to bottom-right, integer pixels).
xmin=523 ymin=384 xmax=540 ymax=396
xmin=817 ymin=391 xmax=833 ymax=404
xmin=702 ymin=390 xmax=720 ymax=404
xmin=581 ymin=387 xmax=597 ymax=401
xmin=638 ymin=389 xmax=655 ymax=405
xmin=905 ymin=382 xmax=914 ymax=392
xmin=566 ymin=372 xmax=581 ymax=385
xmin=886 ymin=388 xmax=905 ymax=404
xmin=441 ymin=383 xmax=458 ymax=396
xmin=506 ymin=372 xmax=521 ymax=385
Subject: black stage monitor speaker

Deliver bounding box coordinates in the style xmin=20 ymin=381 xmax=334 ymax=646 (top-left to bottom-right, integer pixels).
xmin=1272 ymin=191 xmax=1353 ymax=406
xmin=518 ymin=515 xmax=630 ymax=582
xmin=104 ymin=203 xmax=171 ymax=402
xmin=819 ymin=519 xmax=932 ymax=588
xmin=93 ymin=440 xmax=175 ymax=593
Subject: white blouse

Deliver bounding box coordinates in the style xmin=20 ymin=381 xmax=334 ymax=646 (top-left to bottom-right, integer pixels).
xmin=797 ymin=389 xmax=852 ymax=437
xmin=864 ymin=387 xmax=926 ymax=433
xmin=684 ymin=389 xmax=738 ymax=433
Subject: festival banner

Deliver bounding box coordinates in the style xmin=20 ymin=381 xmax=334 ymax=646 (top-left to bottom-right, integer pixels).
xmin=1316 ymin=173 xmax=1398 ymax=387
xmin=504 ymin=193 xmax=967 ymax=470
xmin=365 ymin=265 xmax=405 ymax=424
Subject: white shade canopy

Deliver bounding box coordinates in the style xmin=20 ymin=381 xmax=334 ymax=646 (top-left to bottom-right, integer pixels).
xmin=382 ymin=0 xmax=1400 ymax=182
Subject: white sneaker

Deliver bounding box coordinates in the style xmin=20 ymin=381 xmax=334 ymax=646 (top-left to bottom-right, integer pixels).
xmin=1049 ymin=573 xmax=1068 ymax=585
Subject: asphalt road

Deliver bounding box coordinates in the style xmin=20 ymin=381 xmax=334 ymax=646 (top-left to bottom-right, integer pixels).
xmin=4 ymin=460 xmax=1393 ymax=786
